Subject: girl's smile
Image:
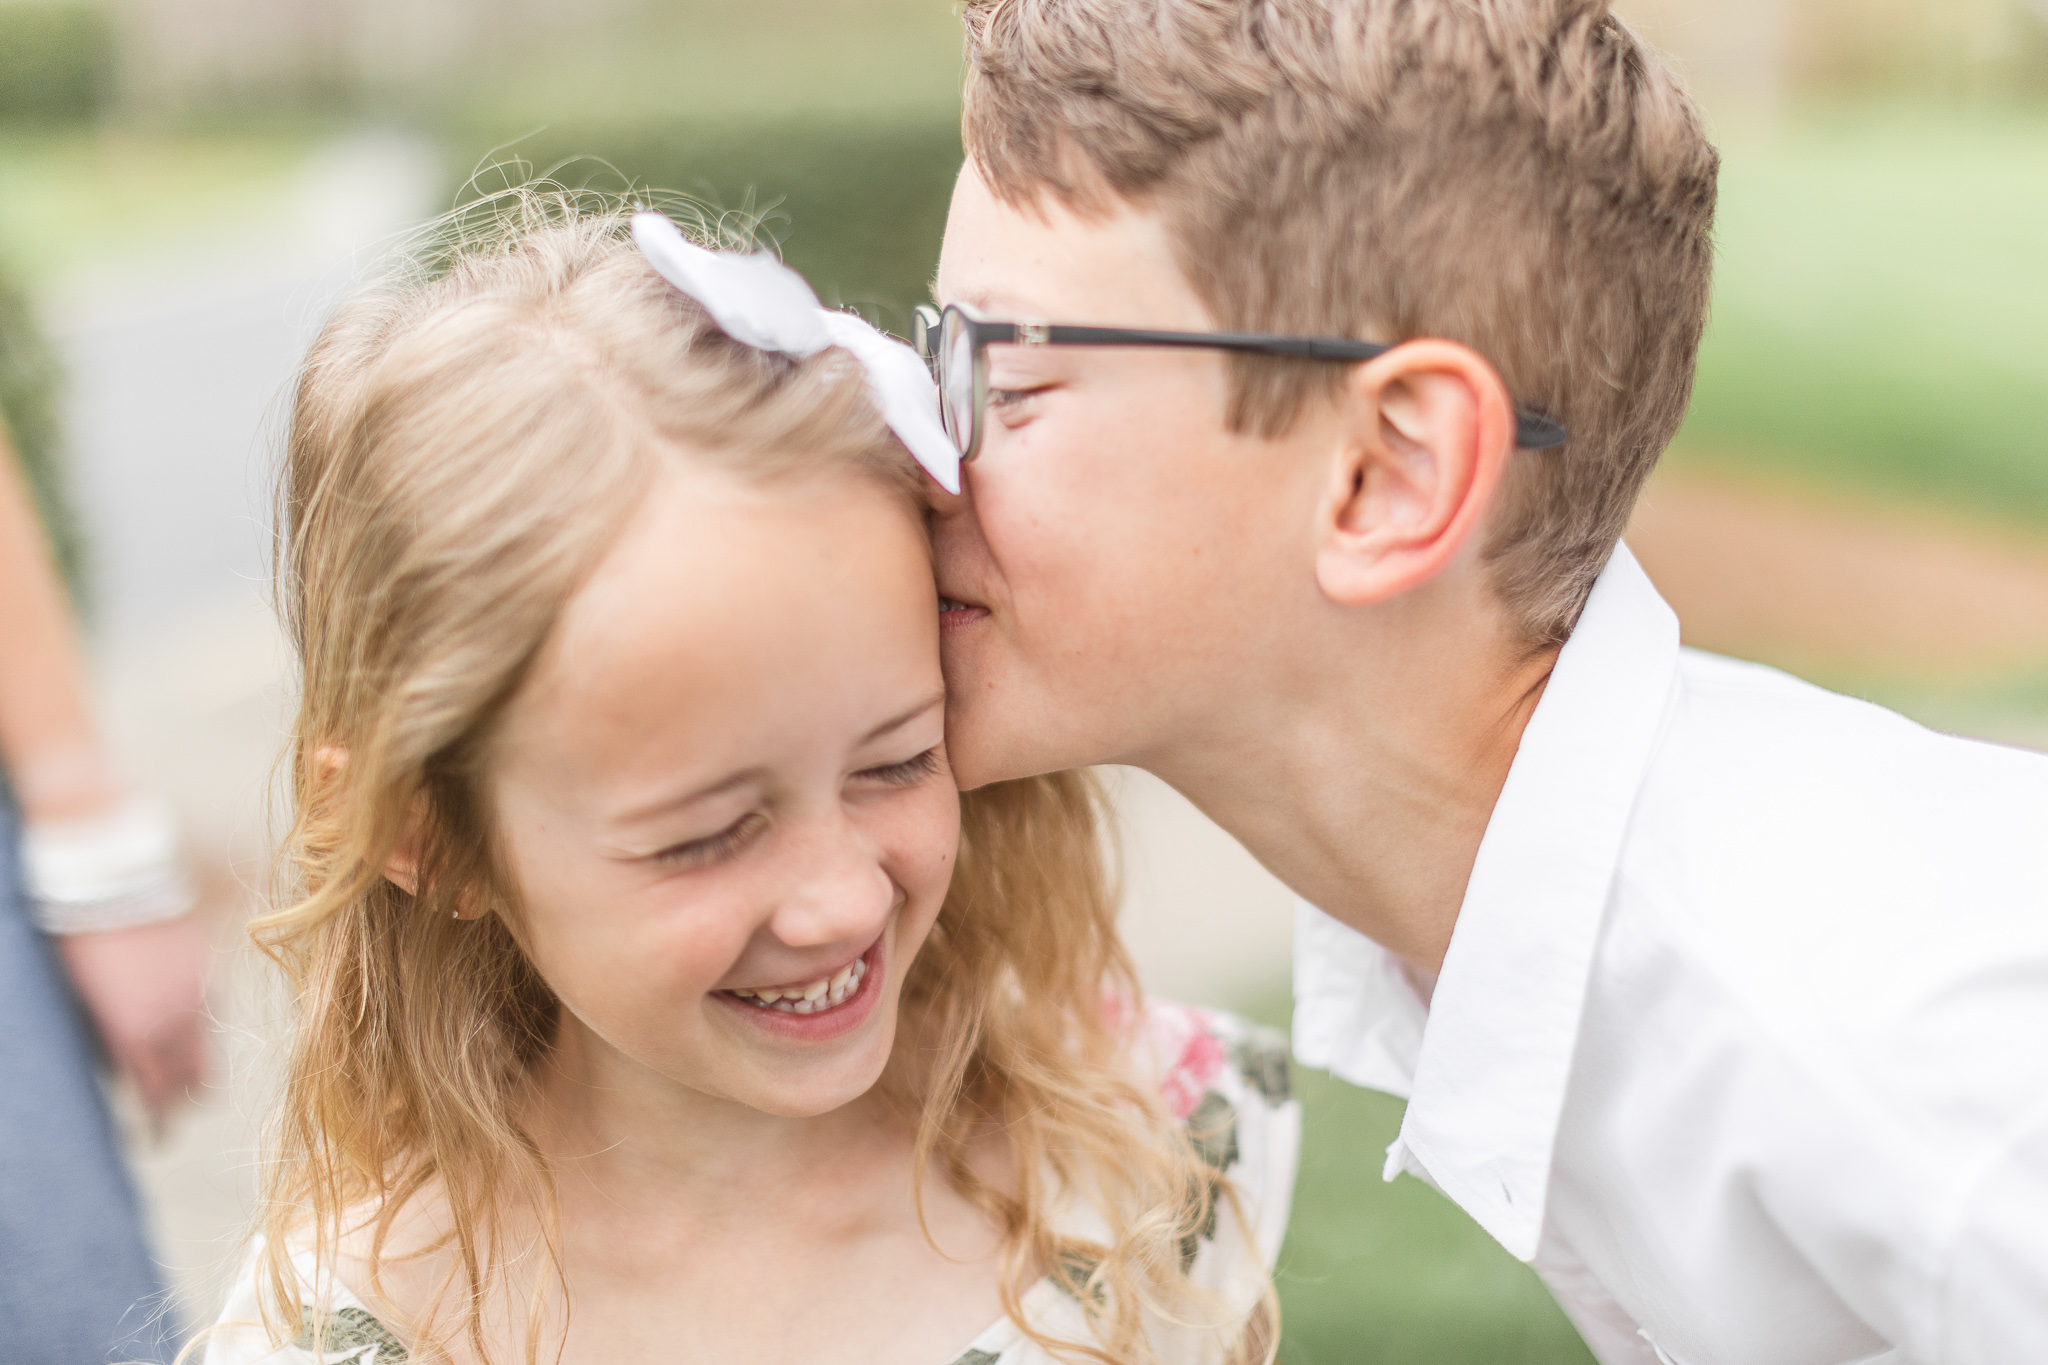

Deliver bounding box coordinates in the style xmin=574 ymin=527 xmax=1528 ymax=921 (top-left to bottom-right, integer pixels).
xmin=713 ymin=930 xmax=887 ymax=1042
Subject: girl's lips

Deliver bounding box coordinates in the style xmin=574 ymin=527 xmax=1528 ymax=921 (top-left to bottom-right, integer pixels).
xmin=711 ymin=936 xmax=887 ymax=1042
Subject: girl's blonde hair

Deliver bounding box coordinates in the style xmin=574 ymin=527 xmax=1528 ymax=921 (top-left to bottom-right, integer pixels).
xmin=254 ymin=190 xmax=1259 ymax=1365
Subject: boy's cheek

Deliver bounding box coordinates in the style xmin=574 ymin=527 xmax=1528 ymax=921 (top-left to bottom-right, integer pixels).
xmin=962 ymin=440 xmax=1218 ymax=666
xmin=969 ymin=450 xmax=1134 ymax=592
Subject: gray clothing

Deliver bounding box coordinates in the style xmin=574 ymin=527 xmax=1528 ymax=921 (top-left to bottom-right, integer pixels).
xmin=0 ymin=793 xmax=176 ymax=1362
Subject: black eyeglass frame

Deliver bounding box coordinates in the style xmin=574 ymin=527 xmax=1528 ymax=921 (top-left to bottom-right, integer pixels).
xmin=911 ymin=302 xmax=1567 ymax=461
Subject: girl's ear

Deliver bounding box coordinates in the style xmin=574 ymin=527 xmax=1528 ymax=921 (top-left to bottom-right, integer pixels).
xmin=317 ymin=744 xmax=427 ymax=898
xmin=385 ymin=814 xmax=423 ymax=898
xmin=1313 ymin=338 xmax=1517 ymax=607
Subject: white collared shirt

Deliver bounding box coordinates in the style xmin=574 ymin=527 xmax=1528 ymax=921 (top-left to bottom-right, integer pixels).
xmin=1294 ymin=544 xmax=2048 ymax=1365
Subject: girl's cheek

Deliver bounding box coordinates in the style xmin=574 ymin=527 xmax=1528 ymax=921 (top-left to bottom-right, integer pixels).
xmin=887 ymin=790 xmax=962 ymax=906
xmin=647 ymin=890 xmax=763 ymax=988
xmin=532 ymin=876 xmax=745 ymax=1005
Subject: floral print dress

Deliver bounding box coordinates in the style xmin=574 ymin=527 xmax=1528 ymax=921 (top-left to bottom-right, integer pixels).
xmin=204 ymin=1002 xmax=1299 ymax=1365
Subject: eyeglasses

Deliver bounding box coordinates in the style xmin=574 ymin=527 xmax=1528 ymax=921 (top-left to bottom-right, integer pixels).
xmin=910 ymin=302 xmax=1567 ymax=461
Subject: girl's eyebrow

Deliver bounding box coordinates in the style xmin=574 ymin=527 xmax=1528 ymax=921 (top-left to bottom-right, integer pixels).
xmin=611 ymin=768 xmax=766 ymax=829
xmin=608 ymin=693 xmax=944 ymax=833
xmin=862 ymin=691 xmax=947 ymax=746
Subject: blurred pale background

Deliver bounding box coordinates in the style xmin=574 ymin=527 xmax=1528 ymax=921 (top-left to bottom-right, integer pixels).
xmin=0 ymin=0 xmax=2043 ymax=1359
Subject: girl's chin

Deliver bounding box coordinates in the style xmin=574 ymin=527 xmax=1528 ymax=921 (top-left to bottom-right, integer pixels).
xmin=735 ymin=1056 xmax=897 ymax=1120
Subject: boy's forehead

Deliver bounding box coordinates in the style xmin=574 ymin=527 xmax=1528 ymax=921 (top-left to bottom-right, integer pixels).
xmin=936 ymin=162 xmax=1212 ymax=330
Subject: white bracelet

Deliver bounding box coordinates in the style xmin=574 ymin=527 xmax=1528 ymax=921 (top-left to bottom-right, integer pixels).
xmin=21 ymin=798 xmax=196 ymax=935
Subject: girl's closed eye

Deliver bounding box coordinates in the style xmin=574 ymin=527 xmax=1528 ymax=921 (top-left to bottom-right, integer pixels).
xmin=856 ymin=747 xmax=944 ymax=788
xmin=655 ymin=811 xmax=768 ymax=868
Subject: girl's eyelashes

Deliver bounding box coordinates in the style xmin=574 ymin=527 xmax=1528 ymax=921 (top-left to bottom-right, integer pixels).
xmin=653 ymin=811 xmax=767 ymax=868
xmin=857 ymin=747 xmax=944 ymax=788
xmin=648 ymin=750 xmax=940 ymax=866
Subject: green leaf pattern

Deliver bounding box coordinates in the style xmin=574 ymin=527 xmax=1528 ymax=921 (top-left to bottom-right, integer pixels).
xmin=1229 ymin=1026 xmax=1293 ymax=1107
xmin=290 ymin=1305 xmax=409 ymax=1363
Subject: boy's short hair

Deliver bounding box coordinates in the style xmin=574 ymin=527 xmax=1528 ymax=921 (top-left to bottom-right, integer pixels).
xmin=960 ymin=0 xmax=1719 ymax=645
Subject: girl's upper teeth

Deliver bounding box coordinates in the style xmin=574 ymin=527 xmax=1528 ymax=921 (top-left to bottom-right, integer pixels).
xmin=727 ymin=957 xmax=866 ymax=1013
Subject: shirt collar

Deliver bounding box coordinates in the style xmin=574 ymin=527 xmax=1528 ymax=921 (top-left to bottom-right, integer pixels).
xmin=1293 ymin=542 xmax=1681 ymax=1261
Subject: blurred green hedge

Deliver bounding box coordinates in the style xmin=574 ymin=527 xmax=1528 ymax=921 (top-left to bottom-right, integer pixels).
xmin=0 ymin=258 xmax=83 ymax=598
xmin=456 ymin=111 xmax=963 ymax=337
xmin=0 ymin=1 xmax=116 ymax=125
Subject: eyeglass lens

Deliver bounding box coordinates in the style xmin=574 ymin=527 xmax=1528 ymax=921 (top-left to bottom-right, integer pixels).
xmin=911 ymin=306 xmax=934 ymax=363
xmin=941 ymin=307 xmax=977 ymax=457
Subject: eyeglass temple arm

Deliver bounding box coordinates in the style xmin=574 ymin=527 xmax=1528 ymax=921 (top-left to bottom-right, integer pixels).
xmin=1034 ymin=326 xmax=1567 ymax=450
xmin=1035 ymin=324 xmax=1388 ymax=362
xmin=937 ymin=318 xmax=1567 ymax=452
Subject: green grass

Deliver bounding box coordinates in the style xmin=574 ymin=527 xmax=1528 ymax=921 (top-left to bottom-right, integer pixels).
xmin=0 ymin=126 xmax=325 ymax=284
xmin=455 ymin=114 xmax=962 ymax=338
xmin=1677 ymin=102 xmax=2048 ymax=526
xmin=437 ymin=0 xmax=965 ymax=335
xmin=447 ymin=0 xmax=963 ymax=131
xmin=1238 ymin=992 xmax=1595 ymax=1364
xmin=0 ymin=2 xmax=114 ymax=125
xmin=1814 ymin=659 xmax=2048 ymax=749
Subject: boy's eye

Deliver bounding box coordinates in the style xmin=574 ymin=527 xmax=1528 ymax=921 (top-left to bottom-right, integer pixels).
xmin=654 ymin=812 xmax=767 ymax=868
xmin=856 ymin=748 xmax=944 ymax=788
xmin=988 ymin=385 xmax=1050 ymax=418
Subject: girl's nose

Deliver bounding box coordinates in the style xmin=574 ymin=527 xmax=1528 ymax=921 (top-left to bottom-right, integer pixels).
xmin=766 ymin=818 xmax=897 ymax=949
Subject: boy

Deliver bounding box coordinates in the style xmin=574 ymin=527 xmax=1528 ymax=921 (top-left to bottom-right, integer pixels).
xmin=926 ymin=2 xmax=2048 ymax=1361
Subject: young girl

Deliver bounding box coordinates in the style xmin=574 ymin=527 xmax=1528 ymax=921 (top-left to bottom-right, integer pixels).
xmin=204 ymin=192 xmax=1295 ymax=1365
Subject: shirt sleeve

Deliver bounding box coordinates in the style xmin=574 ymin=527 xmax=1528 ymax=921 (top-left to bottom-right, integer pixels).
xmin=201 ymin=1237 xmax=410 ymax=1365
xmin=1939 ymin=1110 xmax=2048 ymax=1364
xmin=202 ymin=1240 xmax=310 ymax=1365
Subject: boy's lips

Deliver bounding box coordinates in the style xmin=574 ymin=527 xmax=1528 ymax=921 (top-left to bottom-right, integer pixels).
xmin=939 ymin=596 xmax=990 ymax=632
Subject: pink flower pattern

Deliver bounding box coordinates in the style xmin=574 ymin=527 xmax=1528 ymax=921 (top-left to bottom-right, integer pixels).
xmin=1149 ymin=1001 xmax=1230 ymax=1120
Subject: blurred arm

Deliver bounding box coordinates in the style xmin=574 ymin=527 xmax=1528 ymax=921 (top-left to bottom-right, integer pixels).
xmin=0 ymin=422 xmax=208 ymax=1122
xmin=0 ymin=423 xmax=123 ymax=821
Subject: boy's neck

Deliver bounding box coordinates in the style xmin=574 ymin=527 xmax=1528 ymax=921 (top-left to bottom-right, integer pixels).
xmin=1137 ymin=624 xmax=1557 ymax=982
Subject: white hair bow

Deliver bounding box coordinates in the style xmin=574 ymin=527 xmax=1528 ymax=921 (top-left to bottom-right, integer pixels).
xmin=630 ymin=211 xmax=961 ymax=494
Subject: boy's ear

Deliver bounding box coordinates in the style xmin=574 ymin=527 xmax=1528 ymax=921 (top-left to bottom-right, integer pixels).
xmin=1313 ymin=339 xmax=1518 ymax=607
